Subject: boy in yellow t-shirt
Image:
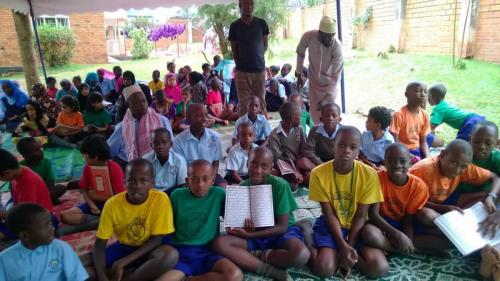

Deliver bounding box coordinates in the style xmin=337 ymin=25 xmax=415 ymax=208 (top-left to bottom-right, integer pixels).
xmin=92 ymin=158 xmax=178 ymax=281
xmin=148 ymin=70 xmax=164 ymax=93
xmin=308 ymin=126 xmax=387 ymax=279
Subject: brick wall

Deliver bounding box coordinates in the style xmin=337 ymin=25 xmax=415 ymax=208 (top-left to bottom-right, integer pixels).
xmin=355 ymin=0 xmax=397 ymax=51
xmin=404 ymin=0 xmax=462 ymax=55
xmin=0 ymin=7 xmax=107 ymax=67
xmin=69 ymin=12 xmax=108 ymax=64
xmin=473 ymin=0 xmax=500 ymax=62
xmin=0 ymin=8 xmax=23 ymax=67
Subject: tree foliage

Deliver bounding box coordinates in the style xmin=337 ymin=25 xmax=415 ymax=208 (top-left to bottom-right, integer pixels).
xmin=196 ymin=0 xmax=289 ymax=57
xmin=36 ymin=24 xmax=76 ymax=67
xmin=129 ymin=28 xmax=153 ymax=59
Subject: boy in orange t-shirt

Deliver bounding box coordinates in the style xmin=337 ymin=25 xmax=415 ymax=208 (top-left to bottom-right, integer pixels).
xmin=363 ymin=143 xmax=429 ymax=255
xmin=390 ymin=81 xmax=433 ymax=159
xmin=410 ymin=139 xmax=499 ymax=227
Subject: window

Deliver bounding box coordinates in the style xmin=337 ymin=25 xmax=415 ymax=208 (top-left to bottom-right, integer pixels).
xmin=35 ymin=15 xmax=70 ymax=27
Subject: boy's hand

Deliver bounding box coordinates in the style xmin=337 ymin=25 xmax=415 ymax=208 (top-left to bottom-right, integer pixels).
xmin=110 ymin=260 xmax=125 ymax=281
xmin=390 ymin=231 xmax=414 ymax=255
xmin=479 ymin=211 xmax=500 ymax=239
xmin=484 ymin=196 xmax=497 ymax=213
xmin=339 ymin=243 xmax=358 ymax=267
xmin=244 ymin=218 xmax=255 ymax=232
xmin=228 ymin=227 xmax=252 ymax=239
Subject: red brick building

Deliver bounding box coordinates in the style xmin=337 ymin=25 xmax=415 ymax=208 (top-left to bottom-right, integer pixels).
xmin=0 ymin=7 xmax=108 ymax=68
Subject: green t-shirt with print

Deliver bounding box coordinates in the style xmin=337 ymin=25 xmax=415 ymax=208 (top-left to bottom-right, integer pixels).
xmin=170 ymin=186 xmax=225 ymax=245
xmin=458 ymin=149 xmax=500 ymax=193
xmin=241 ymin=175 xmax=298 ymax=225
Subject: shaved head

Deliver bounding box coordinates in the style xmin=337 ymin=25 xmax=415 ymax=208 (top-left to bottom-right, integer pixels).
xmin=249 ymin=146 xmax=273 ymax=162
xmin=385 ymin=143 xmax=409 ymax=159
xmin=445 ymin=139 xmax=473 ymax=158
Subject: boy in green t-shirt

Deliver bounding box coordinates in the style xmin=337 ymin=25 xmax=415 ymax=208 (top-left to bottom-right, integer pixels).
xmin=213 ymin=147 xmax=310 ymax=281
xmin=457 ymin=121 xmax=500 ymax=202
xmin=16 ymin=137 xmax=66 ymax=204
xmin=428 ymin=83 xmax=485 ymax=141
xmin=159 ymin=160 xmax=242 ymax=281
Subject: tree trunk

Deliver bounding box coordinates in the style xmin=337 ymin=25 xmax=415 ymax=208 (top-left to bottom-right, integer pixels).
xmin=214 ymin=23 xmax=229 ymax=57
xmin=12 ymin=11 xmax=39 ymax=90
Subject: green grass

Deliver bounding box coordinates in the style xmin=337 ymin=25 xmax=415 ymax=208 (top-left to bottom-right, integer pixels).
xmin=9 ymin=39 xmax=499 ymax=143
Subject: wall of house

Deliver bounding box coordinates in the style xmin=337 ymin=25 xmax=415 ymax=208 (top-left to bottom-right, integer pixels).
xmin=0 ymin=7 xmax=108 ymax=68
xmin=473 ymin=0 xmax=500 ymax=62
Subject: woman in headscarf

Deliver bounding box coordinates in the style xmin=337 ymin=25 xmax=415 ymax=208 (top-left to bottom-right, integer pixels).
xmin=31 ymin=82 xmax=61 ymax=124
xmin=55 ymin=79 xmax=78 ymax=101
xmin=84 ymin=72 xmax=102 ymax=94
xmin=163 ymin=73 xmax=182 ymax=119
xmin=77 ymin=83 xmax=91 ymax=113
xmin=1 ymin=80 xmax=29 ymax=131
xmin=115 ymin=70 xmax=152 ymax=123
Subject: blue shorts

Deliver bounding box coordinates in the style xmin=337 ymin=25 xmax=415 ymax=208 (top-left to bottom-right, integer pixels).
xmin=106 ymin=235 xmax=174 ymax=268
xmin=77 ymin=201 xmax=105 ymax=214
xmin=0 ymin=213 xmax=59 ymax=239
xmin=312 ymin=216 xmax=364 ymax=251
xmin=409 ymin=133 xmax=435 ymax=158
xmin=173 ymin=245 xmax=223 ymax=276
xmin=247 ymin=226 xmax=304 ymax=251
xmin=457 ymin=114 xmax=485 ymax=141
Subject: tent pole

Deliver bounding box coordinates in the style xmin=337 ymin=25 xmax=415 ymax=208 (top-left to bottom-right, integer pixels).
xmin=335 ymin=0 xmax=346 ymax=113
xmin=28 ymin=0 xmax=48 ymax=82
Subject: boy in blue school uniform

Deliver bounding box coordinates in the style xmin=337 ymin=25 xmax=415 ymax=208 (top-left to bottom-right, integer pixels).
xmin=232 ymin=96 xmax=272 ymax=146
xmin=173 ymin=103 xmax=227 ymax=187
xmin=143 ymin=128 xmax=187 ymax=195
xmin=213 ymin=147 xmax=310 ymax=281
xmin=0 ymin=203 xmax=88 ymax=281
xmin=226 ymin=122 xmax=258 ymax=184
xmin=159 ymin=160 xmax=242 ymax=281
xmin=359 ymin=106 xmax=395 ymax=169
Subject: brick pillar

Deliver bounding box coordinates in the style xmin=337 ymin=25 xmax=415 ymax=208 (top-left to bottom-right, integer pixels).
xmin=395 ymin=0 xmax=407 ymax=52
xmin=12 ymin=11 xmax=39 ymax=89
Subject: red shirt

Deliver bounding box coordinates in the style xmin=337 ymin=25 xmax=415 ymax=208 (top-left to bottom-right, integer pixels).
xmin=206 ymin=90 xmax=222 ymax=105
xmin=79 ymin=160 xmax=125 ymax=195
xmin=12 ymin=167 xmax=53 ymax=212
xmin=47 ymin=88 xmax=58 ymax=99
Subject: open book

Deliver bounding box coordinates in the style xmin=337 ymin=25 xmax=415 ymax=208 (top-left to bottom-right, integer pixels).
xmin=224 ymin=185 xmax=275 ymax=228
xmin=89 ymin=166 xmax=114 ymax=197
xmin=434 ymin=202 xmax=500 ymax=256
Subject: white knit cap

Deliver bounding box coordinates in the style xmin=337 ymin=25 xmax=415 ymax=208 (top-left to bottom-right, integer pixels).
xmin=122 ymin=84 xmax=143 ymax=101
xmin=319 ymin=16 xmax=337 ymax=34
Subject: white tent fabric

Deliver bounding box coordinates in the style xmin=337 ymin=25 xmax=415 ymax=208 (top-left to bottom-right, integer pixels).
xmin=0 ymin=0 xmax=235 ymax=16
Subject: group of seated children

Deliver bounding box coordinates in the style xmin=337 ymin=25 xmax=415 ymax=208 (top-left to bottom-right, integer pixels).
xmin=0 ymin=69 xmax=498 ymax=281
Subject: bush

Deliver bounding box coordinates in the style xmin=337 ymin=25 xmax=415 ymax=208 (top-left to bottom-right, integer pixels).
xmin=129 ymin=28 xmax=153 ymax=60
xmin=36 ymin=24 xmax=76 ymax=67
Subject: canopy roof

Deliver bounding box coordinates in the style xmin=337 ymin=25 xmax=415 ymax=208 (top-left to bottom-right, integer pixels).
xmin=0 ymin=0 xmax=235 ymax=16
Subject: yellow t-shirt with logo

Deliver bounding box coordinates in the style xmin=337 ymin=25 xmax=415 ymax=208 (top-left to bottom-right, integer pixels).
xmin=96 ymin=189 xmax=174 ymax=246
xmin=309 ymin=160 xmax=383 ymax=229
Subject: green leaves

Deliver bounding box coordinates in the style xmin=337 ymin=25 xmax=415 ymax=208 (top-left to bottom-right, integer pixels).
xmin=129 ymin=28 xmax=154 ymax=60
xmin=35 ymin=24 xmax=76 ymax=67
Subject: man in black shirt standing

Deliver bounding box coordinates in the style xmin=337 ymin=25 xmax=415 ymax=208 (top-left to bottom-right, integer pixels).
xmin=229 ymin=0 xmax=270 ymax=117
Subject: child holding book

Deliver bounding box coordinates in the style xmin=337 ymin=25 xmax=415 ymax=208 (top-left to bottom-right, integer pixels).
xmin=50 ymin=95 xmax=84 ymax=148
xmin=59 ymin=135 xmax=125 ymax=236
xmin=226 ymin=123 xmax=257 ymax=184
xmin=213 ymin=147 xmax=310 ymax=281
xmin=428 ymin=83 xmax=485 ymax=141
xmin=92 ymin=158 xmax=178 ymax=281
xmin=14 ymin=100 xmax=51 ymax=141
xmin=83 ymin=92 xmax=113 ymax=136
xmin=17 ymin=137 xmax=66 ymax=205
xmin=289 ymin=93 xmax=315 ymax=135
xmin=359 ymin=106 xmax=395 ymax=169
xmin=308 ymin=126 xmax=387 ymax=279
xmin=410 ymin=140 xmax=499 ymax=228
xmin=143 ymin=128 xmax=187 ymax=195
xmin=158 ymin=160 xmax=242 ymax=281
xmin=232 ymin=96 xmax=272 ymax=146
xmin=0 ymin=203 xmax=88 ymax=281
xmin=362 ymin=143 xmax=429 ymax=255
xmin=268 ymin=102 xmax=314 ymax=189
xmin=304 ymin=103 xmax=342 ymax=165
xmin=0 ymin=149 xmax=56 ymax=240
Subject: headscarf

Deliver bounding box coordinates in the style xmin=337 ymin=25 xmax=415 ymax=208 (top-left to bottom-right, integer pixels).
xmin=84 ymin=72 xmax=99 ymax=85
xmin=31 ymin=82 xmax=61 ymax=121
xmin=1 ymin=80 xmax=29 ymax=108
xmin=164 ymin=73 xmax=182 ymax=104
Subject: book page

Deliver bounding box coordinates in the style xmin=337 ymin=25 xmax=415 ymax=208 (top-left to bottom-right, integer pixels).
xmin=249 ymin=185 xmax=275 ymax=228
xmin=434 ymin=202 xmax=500 ymax=255
xmin=224 ymin=186 xmax=251 ymax=228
